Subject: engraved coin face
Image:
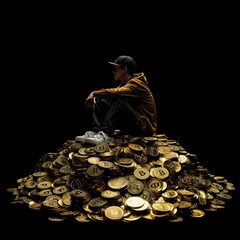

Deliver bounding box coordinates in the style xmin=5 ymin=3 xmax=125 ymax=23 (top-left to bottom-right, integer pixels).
xmin=152 ymin=202 xmax=171 ymax=212
xmin=127 ymin=180 xmax=144 ymax=195
xmin=89 ymin=197 xmax=107 ymax=208
xmin=37 ymin=181 xmax=52 ymax=189
xmin=146 ymin=178 xmax=163 ymax=193
xmin=190 ymin=209 xmax=205 ymax=218
xmin=134 ymin=168 xmax=150 ymax=180
xmin=105 ymin=206 xmax=124 ymax=220
xmin=101 ymin=190 xmax=120 ymax=199
xmin=152 ymin=167 xmax=169 ymax=180
xmin=53 ymin=186 xmax=69 ymax=195
xmin=98 ymin=161 xmax=114 ymax=169
xmin=126 ymin=197 xmax=144 ymax=208
xmin=87 ymin=165 xmax=104 ymax=177
xmin=128 ymin=144 xmax=143 ymax=152
xmin=95 ymin=142 xmax=109 ymax=153
xmin=108 ymin=177 xmax=128 ymax=190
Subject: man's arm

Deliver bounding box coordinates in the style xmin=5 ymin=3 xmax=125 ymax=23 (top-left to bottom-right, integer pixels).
xmin=93 ymin=81 xmax=139 ymax=99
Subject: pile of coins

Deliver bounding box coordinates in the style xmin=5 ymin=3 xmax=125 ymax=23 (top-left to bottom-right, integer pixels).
xmin=7 ymin=133 xmax=235 ymax=222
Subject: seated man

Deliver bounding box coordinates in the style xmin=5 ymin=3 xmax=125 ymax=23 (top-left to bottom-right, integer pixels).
xmin=76 ymin=55 xmax=157 ymax=144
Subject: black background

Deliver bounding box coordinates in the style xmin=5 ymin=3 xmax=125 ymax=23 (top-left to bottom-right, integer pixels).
xmin=1 ymin=4 xmax=239 ymax=237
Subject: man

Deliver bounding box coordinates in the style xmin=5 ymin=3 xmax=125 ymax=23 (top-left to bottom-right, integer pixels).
xmin=75 ymin=55 xmax=157 ymax=144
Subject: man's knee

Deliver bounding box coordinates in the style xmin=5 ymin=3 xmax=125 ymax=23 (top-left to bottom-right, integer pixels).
xmin=94 ymin=97 xmax=111 ymax=110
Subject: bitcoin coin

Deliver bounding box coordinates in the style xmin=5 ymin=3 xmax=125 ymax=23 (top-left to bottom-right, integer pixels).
xmin=157 ymin=146 xmax=171 ymax=154
xmin=133 ymin=200 xmax=150 ymax=212
xmin=146 ymin=178 xmax=163 ymax=193
xmin=216 ymin=193 xmax=232 ymax=200
xmin=134 ymin=168 xmax=150 ymax=180
xmin=87 ymin=165 xmax=104 ymax=177
xmin=190 ymin=209 xmax=205 ymax=218
xmin=89 ymin=197 xmax=107 ymax=208
xmin=152 ymin=167 xmax=169 ymax=180
xmin=37 ymin=181 xmax=52 ymax=189
xmin=162 ymin=190 xmax=178 ymax=199
xmin=126 ymin=197 xmax=144 ymax=208
xmin=118 ymin=158 xmax=133 ymax=165
xmin=152 ymin=202 xmax=171 ymax=213
xmin=108 ymin=177 xmax=128 ymax=190
xmin=53 ymin=185 xmax=68 ymax=195
xmin=127 ymin=180 xmax=144 ymax=195
xmin=105 ymin=206 xmax=124 ymax=220
xmin=101 ymin=189 xmax=120 ymax=199
xmin=98 ymin=161 xmax=114 ymax=169
xmin=88 ymin=156 xmax=101 ymax=165
xmin=134 ymin=153 xmax=148 ymax=163
xmin=128 ymin=143 xmax=143 ymax=152
xmin=95 ymin=142 xmax=109 ymax=153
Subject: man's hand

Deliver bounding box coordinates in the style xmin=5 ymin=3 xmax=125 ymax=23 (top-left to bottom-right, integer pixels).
xmin=85 ymin=91 xmax=96 ymax=108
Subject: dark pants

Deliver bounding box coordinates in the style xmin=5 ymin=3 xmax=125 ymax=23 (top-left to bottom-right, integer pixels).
xmin=92 ymin=97 xmax=142 ymax=137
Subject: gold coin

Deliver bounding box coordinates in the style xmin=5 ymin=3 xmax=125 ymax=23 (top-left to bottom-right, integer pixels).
xmin=162 ymin=190 xmax=178 ymax=199
xmin=123 ymin=213 xmax=141 ymax=222
xmin=98 ymin=161 xmax=114 ymax=169
xmin=133 ymin=168 xmax=150 ymax=180
xmin=142 ymin=212 xmax=156 ymax=220
xmin=126 ymin=197 xmax=144 ymax=208
xmin=33 ymin=172 xmax=48 ymax=178
xmin=178 ymin=155 xmax=188 ymax=164
xmin=211 ymin=182 xmax=224 ymax=191
xmin=101 ymin=189 xmax=120 ymax=199
xmin=144 ymin=137 xmax=158 ymax=142
xmin=190 ymin=209 xmax=205 ymax=218
xmin=172 ymin=161 xmax=181 ymax=172
xmin=108 ymin=177 xmax=128 ymax=190
xmin=177 ymin=189 xmax=195 ymax=196
xmin=128 ymin=143 xmax=143 ymax=152
xmin=43 ymin=200 xmax=59 ymax=208
xmin=128 ymin=180 xmax=144 ymax=195
xmin=152 ymin=202 xmax=171 ymax=212
xmin=53 ymin=185 xmax=69 ymax=195
xmin=62 ymin=192 xmax=72 ymax=206
xmin=39 ymin=189 xmax=53 ymax=197
xmin=152 ymin=167 xmax=169 ymax=180
xmin=157 ymin=146 xmax=171 ymax=154
xmin=88 ymin=157 xmax=101 ymax=164
xmin=118 ymin=158 xmax=133 ymax=165
xmin=25 ymin=181 xmax=37 ymax=189
xmin=95 ymin=142 xmax=109 ymax=153
xmin=37 ymin=181 xmax=52 ymax=189
xmin=216 ymin=192 xmax=232 ymax=200
xmin=133 ymin=200 xmax=150 ymax=212
xmin=75 ymin=213 xmax=91 ymax=222
xmin=48 ymin=216 xmax=66 ymax=222
xmin=168 ymin=216 xmax=183 ymax=222
xmin=146 ymin=178 xmax=163 ymax=193
xmin=105 ymin=206 xmax=124 ymax=220
xmin=179 ymin=201 xmax=192 ymax=209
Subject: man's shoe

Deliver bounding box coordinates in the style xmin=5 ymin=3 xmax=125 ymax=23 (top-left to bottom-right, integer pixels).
xmin=75 ymin=131 xmax=97 ymax=143
xmin=85 ymin=131 xmax=113 ymax=145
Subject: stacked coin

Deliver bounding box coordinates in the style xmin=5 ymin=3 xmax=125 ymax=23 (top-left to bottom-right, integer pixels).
xmin=71 ymin=189 xmax=91 ymax=208
xmin=7 ymin=133 xmax=235 ymax=223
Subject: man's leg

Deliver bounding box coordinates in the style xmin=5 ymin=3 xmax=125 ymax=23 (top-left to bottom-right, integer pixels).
xmin=100 ymin=97 xmax=142 ymax=137
xmin=92 ymin=97 xmax=111 ymax=133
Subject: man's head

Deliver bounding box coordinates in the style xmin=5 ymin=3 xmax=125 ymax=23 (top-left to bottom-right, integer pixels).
xmin=108 ymin=56 xmax=137 ymax=82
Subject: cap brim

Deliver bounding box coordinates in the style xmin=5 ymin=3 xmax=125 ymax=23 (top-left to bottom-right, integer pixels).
xmin=108 ymin=62 xmax=121 ymax=66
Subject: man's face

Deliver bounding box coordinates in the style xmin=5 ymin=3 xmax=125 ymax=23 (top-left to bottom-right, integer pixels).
xmin=112 ymin=66 xmax=126 ymax=81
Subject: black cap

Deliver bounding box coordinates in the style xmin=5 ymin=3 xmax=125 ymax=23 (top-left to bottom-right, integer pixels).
xmin=108 ymin=55 xmax=137 ymax=70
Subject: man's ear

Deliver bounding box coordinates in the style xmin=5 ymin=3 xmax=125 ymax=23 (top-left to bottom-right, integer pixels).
xmin=123 ymin=66 xmax=128 ymax=73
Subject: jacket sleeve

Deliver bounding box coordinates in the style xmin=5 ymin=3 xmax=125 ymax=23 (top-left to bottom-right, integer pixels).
xmin=93 ymin=82 xmax=141 ymax=99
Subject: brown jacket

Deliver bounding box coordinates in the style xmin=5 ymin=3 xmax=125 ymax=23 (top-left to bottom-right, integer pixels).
xmin=93 ymin=72 xmax=157 ymax=135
